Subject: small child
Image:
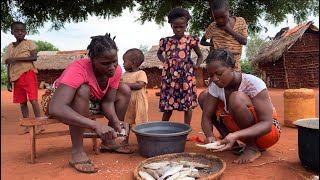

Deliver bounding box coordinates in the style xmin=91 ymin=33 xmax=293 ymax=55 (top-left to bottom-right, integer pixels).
xmin=201 ymin=0 xmax=248 ymax=72
xmin=3 ymin=21 xmax=44 ymax=134
xmin=157 ymin=7 xmax=203 ymax=125
xmin=121 ymin=48 xmax=148 ymax=145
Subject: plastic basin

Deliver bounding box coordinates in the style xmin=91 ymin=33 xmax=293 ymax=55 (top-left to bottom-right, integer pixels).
xmin=132 ymin=121 xmax=192 ymax=157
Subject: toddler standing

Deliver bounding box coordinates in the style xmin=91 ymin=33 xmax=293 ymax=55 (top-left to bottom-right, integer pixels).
xmin=121 ymin=48 xmax=148 ymax=145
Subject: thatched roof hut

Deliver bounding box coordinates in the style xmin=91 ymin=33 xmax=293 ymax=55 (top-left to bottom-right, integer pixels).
xmin=250 ymin=21 xmax=319 ymax=88
xmin=35 ymin=50 xmax=88 ymax=85
xmin=141 ymin=45 xmax=210 ymax=88
xmin=35 ymin=54 xmax=88 ymax=70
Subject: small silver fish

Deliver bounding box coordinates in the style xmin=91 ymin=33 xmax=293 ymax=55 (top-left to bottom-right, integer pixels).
xmin=144 ymin=168 xmax=160 ymax=179
xmin=196 ymin=142 xmax=225 ymax=149
xmin=176 ymin=177 xmax=195 ymax=180
xmin=166 ymin=172 xmax=181 ymax=180
xmin=159 ymin=165 xmax=184 ymax=180
xmin=191 ymin=168 xmax=198 ymax=172
xmin=138 ymin=171 xmax=155 ymax=180
xmin=188 ymin=171 xmax=200 ymax=178
xmin=176 ymin=168 xmax=192 ymax=179
xmin=143 ymin=161 xmax=170 ymax=170
xmin=155 ymin=165 xmax=171 ymax=176
xmin=179 ymin=161 xmax=210 ymax=169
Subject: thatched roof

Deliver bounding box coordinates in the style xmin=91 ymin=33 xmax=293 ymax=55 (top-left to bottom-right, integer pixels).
xmin=250 ymin=21 xmax=319 ymax=66
xmin=37 ymin=51 xmax=59 ymax=55
xmin=35 ymin=54 xmax=88 ymax=70
xmin=140 ymin=45 xmax=210 ymax=69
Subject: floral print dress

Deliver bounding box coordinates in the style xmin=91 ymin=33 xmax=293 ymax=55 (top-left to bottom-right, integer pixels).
xmin=159 ymin=35 xmax=199 ymax=112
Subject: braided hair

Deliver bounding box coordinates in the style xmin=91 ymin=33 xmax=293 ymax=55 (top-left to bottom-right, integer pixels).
xmin=206 ymin=48 xmax=235 ymax=68
xmin=211 ymin=0 xmax=230 ymax=12
xmin=87 ymin=33 xmax=118 ymax=60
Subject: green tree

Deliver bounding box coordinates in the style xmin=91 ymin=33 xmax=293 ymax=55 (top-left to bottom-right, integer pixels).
xmin=240 ymin=58 xmax=253 ymax=74
xmin=139 ymin=45 xmax=149 ymax=54
xmin=1 ymin=0 xmax=318 ymax=34
xmin=1 ymin=46 xmax=9 ymax=85
xmin=245 ymin=32 xmax=268 ymax=76
xmin=245 ymin=32 xmax=268 ymax=60
xmin=1 ymin=64 xmax=7 ymax=86
xmin=34 ymin=40 xmax=59 ymax=53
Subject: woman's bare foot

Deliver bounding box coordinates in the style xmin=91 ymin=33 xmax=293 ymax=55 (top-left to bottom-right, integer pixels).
xmin=233 ymin=146 xmax=261 ymax=164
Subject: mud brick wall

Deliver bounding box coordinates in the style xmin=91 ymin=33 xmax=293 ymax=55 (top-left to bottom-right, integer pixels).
xmin=260 ymin=59 xmax=286 ymax=88
xmin=144 ymin=68 xmax=162 ymax=89
xmin=289 ymin=32 xmax=319 ymax=52
xmin=285 ymin=51 xmax=319 ymax=88
xmin=195 ymin=68 xmax=206 ymax=87
xmin=260 ymin=32 xmax=319 ymax=89
xmin=37 ymin=70 xmax=64 ymax=85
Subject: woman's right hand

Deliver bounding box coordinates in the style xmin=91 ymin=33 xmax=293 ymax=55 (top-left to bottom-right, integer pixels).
xmin=94 ymin=123 xmax=117 ymax=142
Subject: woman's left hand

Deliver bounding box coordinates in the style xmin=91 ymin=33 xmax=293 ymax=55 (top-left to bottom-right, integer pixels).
xmin=210 ymin=132 xmax=238 ymax=152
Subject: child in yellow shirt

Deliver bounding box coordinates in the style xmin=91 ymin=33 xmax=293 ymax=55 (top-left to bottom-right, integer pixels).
xmin=121 ymin=48 xmax=148 ymax=145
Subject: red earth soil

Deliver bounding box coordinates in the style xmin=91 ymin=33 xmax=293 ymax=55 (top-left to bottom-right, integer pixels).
xmin=1 ymin=88 xmax=319 ymax=180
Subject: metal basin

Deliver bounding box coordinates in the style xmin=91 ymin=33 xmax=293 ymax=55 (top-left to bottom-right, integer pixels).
xmin=132 ymin=121 xmax=192 ymax=157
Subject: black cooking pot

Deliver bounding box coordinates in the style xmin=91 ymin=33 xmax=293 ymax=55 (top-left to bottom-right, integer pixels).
xmin=132 ymin=121 xmax=192 ymax=157
xmin=293 ymin=118 xmax=319 ymax=172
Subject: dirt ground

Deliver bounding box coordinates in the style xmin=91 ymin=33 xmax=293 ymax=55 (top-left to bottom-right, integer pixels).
xmin=1 ymin=88 xmax=319 ymax=180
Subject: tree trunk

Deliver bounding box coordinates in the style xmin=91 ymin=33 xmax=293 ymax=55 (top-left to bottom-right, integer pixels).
xmin=208 ymin=0 xmax=214 ymax=22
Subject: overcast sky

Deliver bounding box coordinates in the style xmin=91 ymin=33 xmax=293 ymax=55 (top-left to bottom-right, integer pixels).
xmin=1 ymin=8 xmax=319 ymax=63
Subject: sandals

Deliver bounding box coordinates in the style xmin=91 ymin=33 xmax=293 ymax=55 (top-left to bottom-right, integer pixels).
xmin=100 ymin=143 xmax=134 ymax=154
xmin=69 ymin=160 xmax=98 ymax=173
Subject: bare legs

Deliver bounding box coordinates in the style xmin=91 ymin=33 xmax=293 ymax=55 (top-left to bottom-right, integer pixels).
xmin=68 ymin=84 xmax=97 ymax=172
xmin=101 ymin=82 xmax=133 ymax=153
xmin=228 ymin=92 xmax=261 ymax=164
xmin=161 ymin=109 xmax=193 ymax=125
xmin=19 ymin=100 xmax=43 ymax=134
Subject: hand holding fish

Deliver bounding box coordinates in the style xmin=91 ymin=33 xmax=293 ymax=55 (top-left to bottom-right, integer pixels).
xmin=210 ymin=132 xmax=238 ymax=152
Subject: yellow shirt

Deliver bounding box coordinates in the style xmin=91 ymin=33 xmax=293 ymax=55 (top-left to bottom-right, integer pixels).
xmin=204 ymin=17 xmax=248 ymax=71
xmin=2 ymin=39 xmax=38 ymax=82
xmin=121 ymin=70 xmax=148 ymax=125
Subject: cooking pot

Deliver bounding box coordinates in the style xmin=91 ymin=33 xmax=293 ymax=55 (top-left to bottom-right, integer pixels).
xmin=132 ymin=121 xmax=192 ymax=157
xmin=293 ymin=118 xmax=319 ymax=172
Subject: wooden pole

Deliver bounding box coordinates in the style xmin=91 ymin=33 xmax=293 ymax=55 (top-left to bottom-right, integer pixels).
xmin=283 ymin=54 xmax=290 ymax=89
